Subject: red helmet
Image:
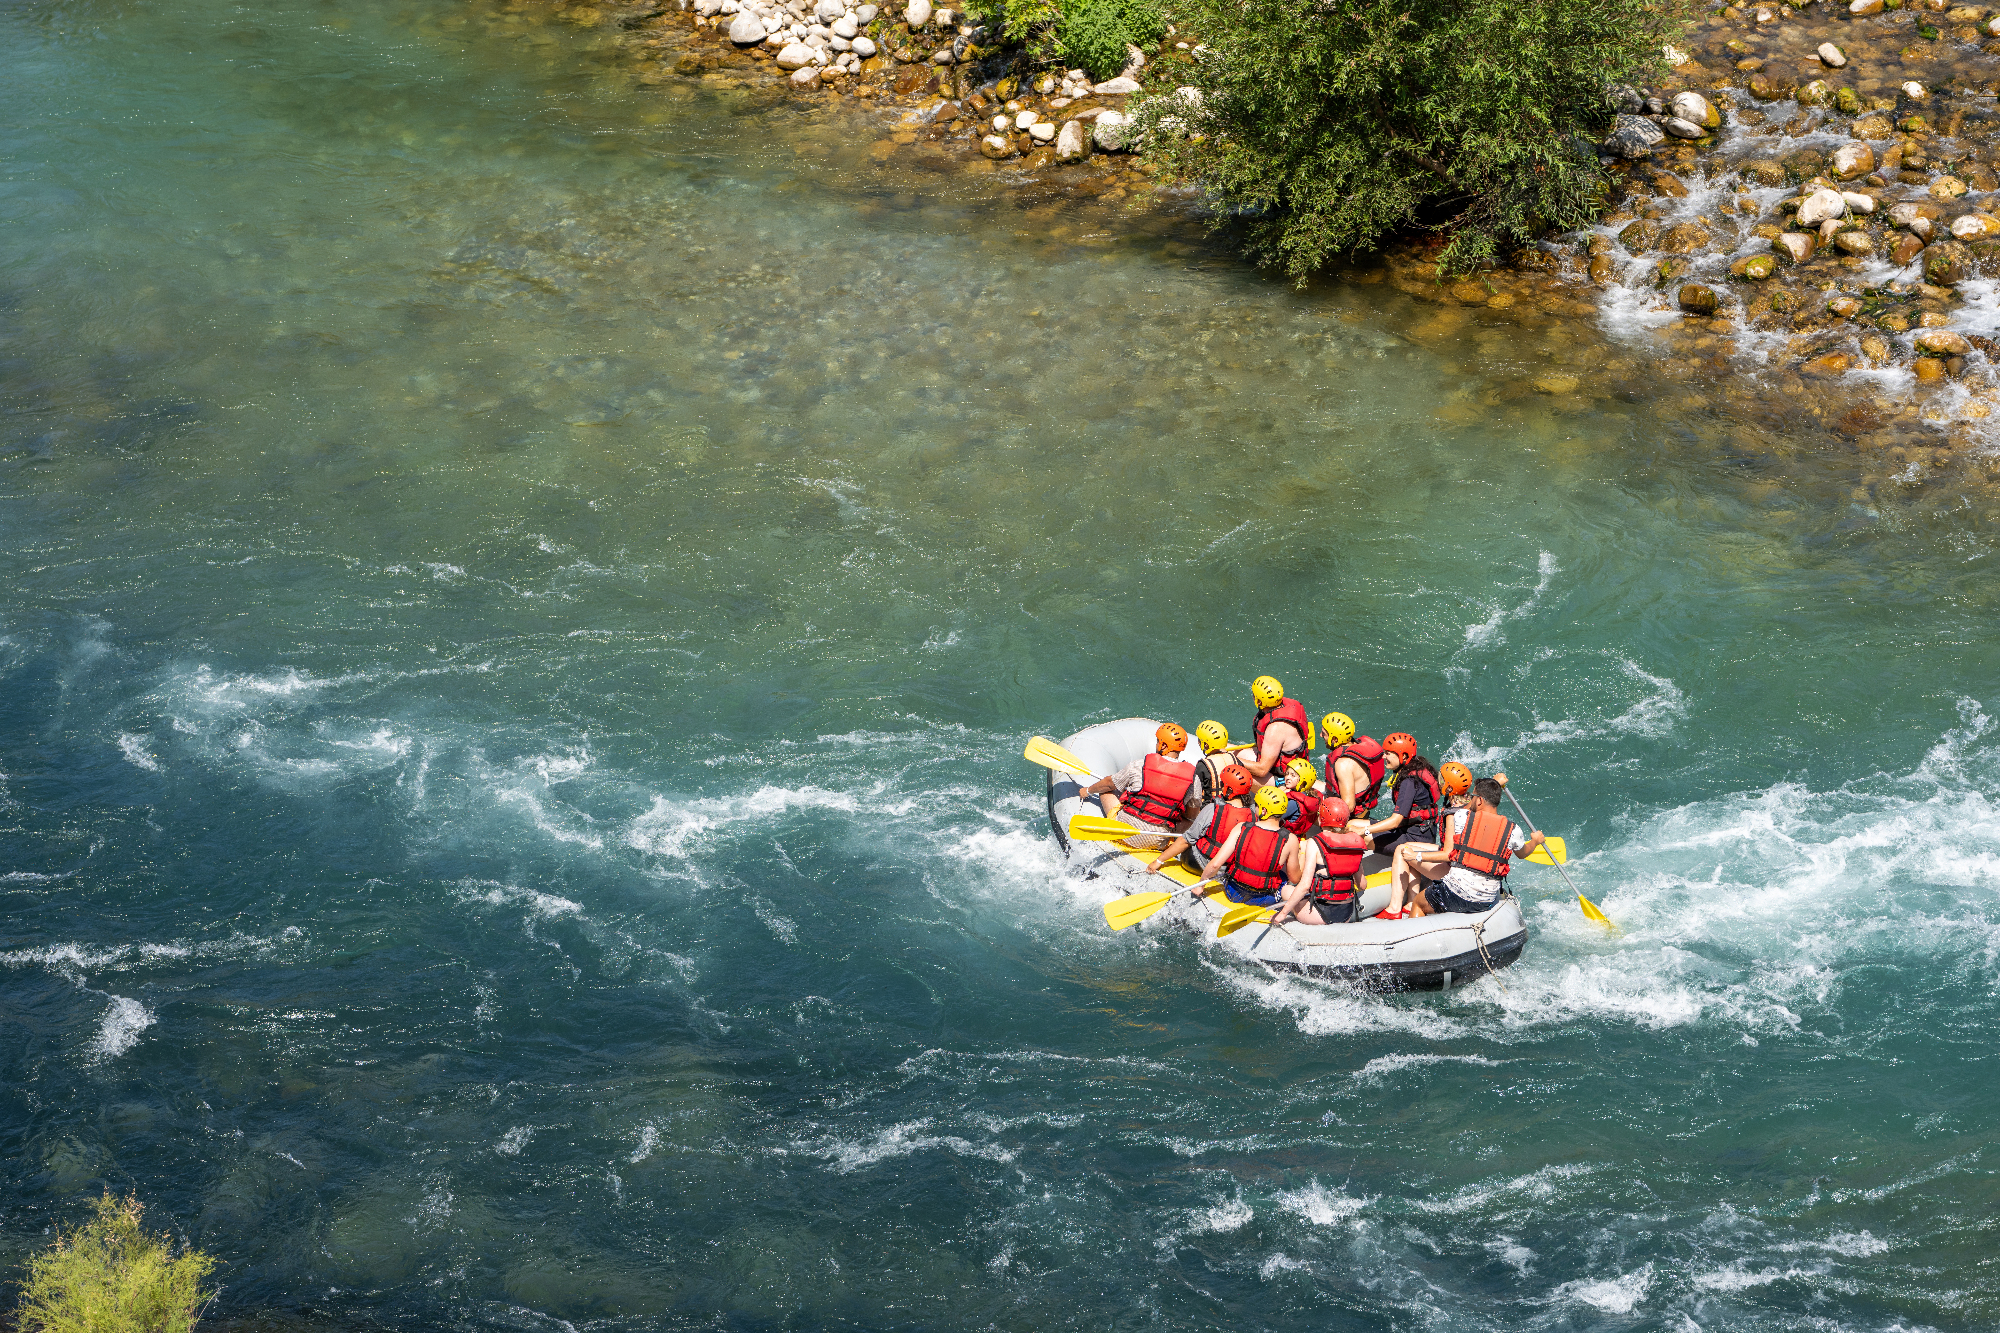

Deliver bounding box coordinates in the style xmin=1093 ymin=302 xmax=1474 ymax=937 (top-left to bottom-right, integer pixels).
xmin=1319 ymin=797 xmax=1353 ymax=827
xmin=1440 ymin=761 xmax=1473 ymax=796
xmin=1156 ymin=723 xmax=1188 ymax=755
xmin=1383 ymin=732 xmax=1418 ymax=764
xmin=1218 ymin=764 xmax=1255 ymax=799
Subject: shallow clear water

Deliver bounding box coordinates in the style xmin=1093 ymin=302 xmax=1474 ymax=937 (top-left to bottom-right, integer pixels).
xmin=4 ymin=0 xmax=2000 ymax=1329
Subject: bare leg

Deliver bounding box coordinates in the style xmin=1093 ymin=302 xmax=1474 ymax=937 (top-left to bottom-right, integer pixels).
xmin=1099 ymin=792 xmax=1122 ymax=819
xmin=1273 ymin=882 xmax=1328 ymax=926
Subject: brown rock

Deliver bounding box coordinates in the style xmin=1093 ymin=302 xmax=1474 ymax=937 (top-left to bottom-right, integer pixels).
xmin=1924 ymin=239 xmax=1970 ymax=284
xmin=1916 ymin=328 xmax=1973 ymax=355
xmin=1860 ymin=334 xmax=1892 ymax=364
xmin=1731 ymin=254 xmax=1779 ymax=279
xmin=1834 ymin=230 xmax=1877 ymax=255
xmin=1679 ymin=283 xmax=1720 ymax=314
xmin=1658 ymin=220 xmax=1711 ymax=253
xmin=1588 ymin=254 xmax=1616 ymax=284
xmin=1851 ymin=113 xmax=1896 ymax=138
xmin=1618 ymin=218 xmax=1660 ymax=252
xmin=1803 ymin=352 xmax=1856 ymax=376
xmin=1890 ymin=233 xmax=1927 ymax=265
xmin=1773 ymin=232 xmax=1816 ymax=264
xmin=1737 ymin=158 xmax=1788 ymax=185
xmin=1829 ymin=295 xmax=1865 ymax=316
xmin=1749 ymin=72 xmax=1797 ymax=100
xmin=1832 ymin=142 xmax=1876 ymax=179
xmin=1932 ymin=176 xmax=1969 ymax=200
xmin=1914 ymin=357 xmax=1946 ymax=381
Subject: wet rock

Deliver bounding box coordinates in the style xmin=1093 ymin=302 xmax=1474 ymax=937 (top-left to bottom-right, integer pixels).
xmin=1738 ymin=158 xmax=1787 ymax=185
xmin=1798 ymin=80 xmax=1834 ymax=108
xmin=1851 ymin=113 xmax=1895 ymax=138
xmin=980 ymin=133 xmax=1013 ymax=159
xmin=1618 ymin=218 xmax=1660 ymax=252
xmin=1662 ymin=117 xmax=1705 ymax=138
xmin=1841 ymin=192 xmax=1876 ymax=214
xmin=1829 ymin=295 xmax=1865 ymax=317
xmin=1851 ymin=0 xmax=1884 ymax=12
xmin=1748 ymin=72 xmax=1796 ymax=100
xmin=789 ymin=63 xmax=821 ymax=85
xmin=776 ymin=40 xmax=816 ymax=66
xmin=1833 ymin=230 xmax=1876 ymax=255
xmin=1832 ymin=143 xmax=1875 ymax=180
xmin=1607 ymin=82 xmax=1644 ymax=113
xmin=1679 ymin=282 xmax=1720 ymax=314
xmin=905 ymin=0 xmax=931 ymax=23
xmin=1901 ymin=81 xmax=1928 ymax=101
xmin=1093 ymin=75 xmax=1141 ymax=95
xmin=1671 ymin=91 xmax=1720 ymax=128
xmin=1029 ymin=121 xmax=1055 ymax=142
xmin=1835 ymin=87 xmax=1863 ymax=115
xmin=1803 ymin=352 xmax=1856 ymax=376
xmin=728 ymin=10 xmax=767 ymax=41
xmin=1924 ymin=239 xmax=1970 ymax=284
xmin=1797 ymin=188 xmax=1849 ymax=226
xmin=1914 ymin=358 xmax=1946 ymax=382
xmin=1951 ymin=213 xmax=2000 ymax=239
xmin=1917 ymin=329 xmax=1973 ymax=355
xmin=1860 ymin=334 xmax=1892 ymax=363
xmin=1932 ymin=177 xmax=1968 ymax=200
xmin=1819 ymin=41 xmax=1847 ymax=66
xmin=1056 ymin=118 xmax=1090 ymax=162
xmin=1659 ymin=221 xmax=1710 ymax=253
xmin=1589 ymin=253 xmax=1617 ymax=283
xmin=1093 ymin=110 xmax=1134 ymax=151
xmin=1773 ymin=232 xmax=1816 ymax=264
xmin=831 ymin=13 xmax=858 ymax=34
xmin=1891 ymin=200 xmax=1943 ymax=228
xmin=852 ymin=34 xmax=876 ymax=54
xmin=1531 ymin=373 xmax=1581 ymax=394
xmin=1890 ymin=233 xmax=1928 ymax=265
xmin=1606 ymin=114 xmax=1666 ymax=159
xmin=1731 ymin=254 xmax=1779 ymax=279
xmin=1014 ymin=109 xmax=1039 ymax=130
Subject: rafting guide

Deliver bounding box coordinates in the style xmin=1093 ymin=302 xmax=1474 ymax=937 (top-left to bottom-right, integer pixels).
xmin=1026 ymin=674 xmax=1613 ymax=991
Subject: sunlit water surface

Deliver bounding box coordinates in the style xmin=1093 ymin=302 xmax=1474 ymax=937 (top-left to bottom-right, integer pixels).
xmin=4 ymin=0 xmax=2000 ymax=1330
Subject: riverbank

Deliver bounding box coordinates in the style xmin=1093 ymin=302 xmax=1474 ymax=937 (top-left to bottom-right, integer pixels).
xmin=536 ymin=0 xmax=2000 ymax=479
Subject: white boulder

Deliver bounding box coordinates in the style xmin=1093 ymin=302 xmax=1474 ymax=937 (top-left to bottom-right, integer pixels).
xmin=832 ymin=13 xmax=858 ymax=35
xmin=1093 ymin=75 xmax=1141 ymax=95
xmin=904 ymin=0 xmax=931 ymax=24
xmin=728 ymin=11 xmax=768 ymax=42
xmin=1795 ymin=187 xmax=1848 ymax=227
xmin=1093 ymin=109 xmax=1134 ymax=151
xmin=775 ymin=40 xmax=816 ymax=67
xmin=852 ymin=34 xmax=876 ymax=54
xmin=1056 ymin=117 xmax=1090 ymax=162
xmin=1029 ymin=121 xmax=1055 ymax=142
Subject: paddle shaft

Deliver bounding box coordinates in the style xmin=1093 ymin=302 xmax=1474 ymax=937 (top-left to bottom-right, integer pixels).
xmin=1501 ymin=788 xmax=1588 ymax=901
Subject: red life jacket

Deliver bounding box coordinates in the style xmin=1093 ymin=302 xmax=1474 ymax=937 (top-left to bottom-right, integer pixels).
xmin=1310 ymin=829 xmax=1369 ymax=903
xmin=1225 ymin=824 xmax=1291 ymax=894
xmin=1195 ymin=801 xmax=1255 ymax=861
xmin=1400 ymin=768 xmax=1442 ymax=835
xmin=1253 ymin=698 xmax=1313 ymax=765
xmin=1122 ymin=753 xmax=1196 ymax=828
xmin=1281 ymin=787 xmax=1322 ymax=838
xmin=1331 ymin=738 xmax=1385 ymax=815
xmin=1448 ymin=810 xmax=1516 ymax=879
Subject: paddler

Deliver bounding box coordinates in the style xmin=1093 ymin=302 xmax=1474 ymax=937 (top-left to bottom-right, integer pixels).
xmin=1081 ymin=722 xmax=1198 ymax=849
xmin=1363 ymin=733 xmax=1444 ymax=858
xmin=1321 ymin=712 xmax=1388 ymax=821
xmin=1278 ymin=758 xmax=1323 ymax=838
xmin=1383 ymin=760 xmax=1472 ymax=919
xmin=1144 ymin=762 xmax=1255 ymax=874
xmin=1273 ymin=797 xmax=1368 ymax=925
xmin=1390 ymin=773 xmax=1545 ymax=919
xmin=1190 ymin=785 xmax=1296 ymax=907
xmin=1190 ymin=720 xmax=1239 ymax=804
xmin=1242 ymin=675 xmax=1313 ymax=782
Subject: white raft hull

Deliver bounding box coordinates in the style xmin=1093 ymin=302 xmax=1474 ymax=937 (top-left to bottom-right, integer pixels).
xmin=1046 ymin=718 xmax=1526 ymax=992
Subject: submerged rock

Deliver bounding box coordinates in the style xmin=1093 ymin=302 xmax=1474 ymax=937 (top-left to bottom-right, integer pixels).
xmin=1917 ymin=329 xmax=1973 ymax=356
xmin=1678 ymin=282 xmax=1720 ymax=314
xmin=1951 ymin=213 xmax=2000 ymax=239
xmin=1731 ymin=254 xmax=1778 ymax=280
xmin=1831 ymin=143 xmax=1875 ymax=180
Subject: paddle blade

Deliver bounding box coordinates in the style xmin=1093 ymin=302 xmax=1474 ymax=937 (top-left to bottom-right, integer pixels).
xmin=1025 ymin=736 xmax=1099 ymax=781
xmin=1577 ymin=893 xmax=1617 ymax=929
xmin=1215 ymin=903 xmax=1273 ymax=937
xmin=1525 ymin=836 xmax=1567 ymax=866
xmin=1069 ymin=813 xmax=1147 ymax=842
xmin=1104 ymin=891 xmax=1173 ymax=931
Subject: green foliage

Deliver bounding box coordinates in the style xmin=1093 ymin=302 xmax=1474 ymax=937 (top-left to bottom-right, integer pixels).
xmin=964 ymin=0 xmax=1063 ymax=46
xmin=1057 ymin=0 xmax=1131 ymax=79
xmin=1135 ymin=0 xmax=1695 ymax=278
xmin=1118 ymin=0 xmax=1167 ymax=49
xmin=14 ymin=1194 xmax=217 ymax=1333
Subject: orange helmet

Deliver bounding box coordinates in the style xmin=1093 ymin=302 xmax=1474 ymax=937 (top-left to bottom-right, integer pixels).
xmin=1319 ymin=796 xmax=1353 ymax=827
xmin=1219 ymin=764 xmax=1255 ymax=799
xmin=1383 ymin=733 xmax=1418 ymax=764
xmin=1156 ymin=723 xmax=1189 ymax=755
xmin=1440 ymin=761 xmax=1473 ymax=796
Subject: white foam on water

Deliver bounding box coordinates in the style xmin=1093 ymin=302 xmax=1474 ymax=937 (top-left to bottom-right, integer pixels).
xmin=1692 ymin=1263 xmax=1836 ymax=1293
xmin=798 ymin=1119 xmax=1019 ymax=1173
xmin=1257 ymin=1253 xmax=1310 ymax=1280
xmin=1273 ymin=1180 xmax=1372 ymax=1227
xmin=628 ymin=1124 xmax=660 ymax=1163
xmin=1485 ymin=1236 xmax=1536 ymax=1278
xmin=623 ymin=784 xmax=884 ymax=861
xmin=454 ymin=881 xmax=585 ymax=920
xmin=91 ymin=994 xmax=155 ymax=1059
xmin=1446 ymin=655 xmax=1686 ymax=769
xmin=495 ymin=1127 xmax=534 ymax=1155
xmin=1352 ymin=1052 xmax=1503 ymax=1083
xmin=116 ymin=733 xmax=161 ymax=771
xmin=1413 ymin=1162 xmax=1604 ymax=1220
xmin=1463 ymin=551 xmax=1558 ymax=648
xmin=1549 ymin=1263 xmax=1652 ymax=1314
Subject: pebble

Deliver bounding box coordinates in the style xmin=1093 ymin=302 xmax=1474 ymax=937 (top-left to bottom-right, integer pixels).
xmin=851 ymin=35 xmax=875 ymax=54
xmin=1917 ymin=329 xmax=1973 ymax=356
xmin=905 ymin=0 xmax=931 ymax=25
xmin=1833 ymin=230 xmax=1876 ymax=255
xmin=1678 ymin=283 xmax=1719 ymax=314
xmin=1731 ymin=254 xmax=1778 ymax=280
xmin=1831 ymin=143 xmax=1874 ymax=180
xmin=1671 ymin=91 xmax=1719 ymax=128
xmin=775 ymin=41 xmax=816 ymax=67
xmin=1029 ymin=121 xmax=1055 ymax=142
xmin=789 ymin=63 xmax=820 ymax=84
xmin=1531 ymin=373 xmax=1581 ymax=394
xmin=1950 ymin=213 xmax=2000 ymax=238
xmin=979 ymin=133 xmax=1013 ymax=160
xmin=1818 ymin=41 xmax=1846 ymax=66
xmin=1015 ymin=110 xmax=1039 ymax=130
xmin=1662 ymin=117 xmax=1704 ymax=139
xmin=1772 ymin=232 xmax=1816 ymax=264
xmin=831 ymin=13 xmax=857 ymax=35
xmin=1796 ymin=188 xmax=1848 ymax=227
xmin=1829 ymin=295 xmax=1864 ymax=317
xmin=1850 ymin=0 xmax=1883 ymax=13
xmin=1842 ymin=192 xmax=1876 ymax=214
xmin=1902 ymin=81 xmax=1928 ymax=100
xmin=1933 ymin=177 xmax=1968 ymax=200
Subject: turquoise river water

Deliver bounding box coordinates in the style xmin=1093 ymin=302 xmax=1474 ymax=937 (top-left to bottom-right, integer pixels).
xmin=4 ymin=0 xmax=2000 ymax=1329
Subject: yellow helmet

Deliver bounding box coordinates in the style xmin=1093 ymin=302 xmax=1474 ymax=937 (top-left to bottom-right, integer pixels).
xmin=1253 ymin=786 xmax=1290 ymax=821
xmin=1287 ymin=758 xmax=1318 ymax=790
xmin=1321 ymin=711 xmax=1355 ymax=748
xmin=1251 ymin=675 xmax=1285 ymax=709
xmin=1195 ymin=720 xmax=1232 ymax=755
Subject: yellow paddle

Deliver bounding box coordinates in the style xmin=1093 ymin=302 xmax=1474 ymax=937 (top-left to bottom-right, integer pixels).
xmin=1493 ymin=775 xmax=1614 ymax=929
xmin=1525 ymin=836 xmax=1567 ymax=866
xmin=1214 ymin=902 xmax=1273 ymax=937
xmin=1069 ymin=812 xmax=1175 ymax=844
xmin=1103 ymin=889 xmax=1176 ymax=930
xmin=1024 ymin=735 xmax=1100 ymax=781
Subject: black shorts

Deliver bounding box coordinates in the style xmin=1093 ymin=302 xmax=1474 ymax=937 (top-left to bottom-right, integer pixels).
xmin=1424 ymin=881 xmax=1494 ymax=915
xmin=1308 ymin=895 xmax=1361 ymax=923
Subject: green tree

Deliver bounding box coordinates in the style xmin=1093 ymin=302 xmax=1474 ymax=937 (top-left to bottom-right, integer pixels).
xmin=1136 ymin=0 xmax=1694 ymax=277
xmin=14 ymin=1194 xmax=217 ymax=1333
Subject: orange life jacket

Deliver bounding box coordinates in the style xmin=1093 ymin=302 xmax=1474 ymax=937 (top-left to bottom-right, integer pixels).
xmin=1448 ymin=810 xmax=1516 ymax=879
xmin=1332 ymin=737 xmax=1385 ymax=815
xmin=1121 ymin=753 xmax=1195 ymax=828
xmin=1309 ymin=830 xmax=1369 ymax=903
xmin=1225 ymin=824 xmax=1291 ymax=894
xmin=1253 ymin=698 xmax=1312 ymax=764
xmin=1280 ymin=787 xmax=1322 ymax=838
xmin=1195 ymin=801 xmax=1255 ymax=862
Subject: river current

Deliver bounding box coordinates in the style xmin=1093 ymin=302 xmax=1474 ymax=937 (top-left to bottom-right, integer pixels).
xmin=3 ymin=0 xmax=1998 ymax=1329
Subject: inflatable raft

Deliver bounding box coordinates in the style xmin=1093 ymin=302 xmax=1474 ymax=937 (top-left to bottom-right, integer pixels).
xmin=1044 ymin=718 xmax=1527 ymax=991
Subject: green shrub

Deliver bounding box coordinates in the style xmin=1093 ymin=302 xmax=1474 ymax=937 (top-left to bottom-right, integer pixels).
xmin=1057 ymin=0 xmax=1130 ymax=79
xmin=1137 ymin=0 xmax=1695 ymax=277
xmin=14 ymin=1193 xmax=217 ymax=1333
xmin=963 ymin=0 xmax=1062 ymax=46
xmin=1117 ymin=0 xmax=1166 ymax=50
